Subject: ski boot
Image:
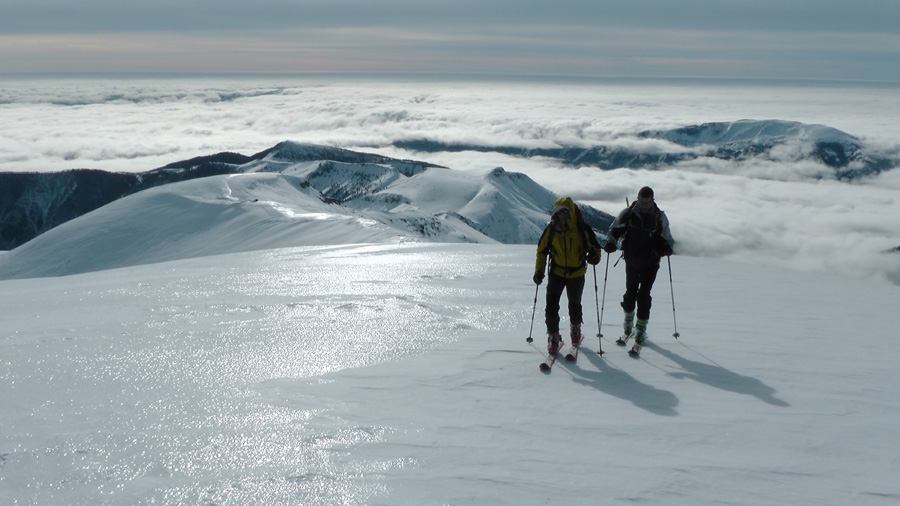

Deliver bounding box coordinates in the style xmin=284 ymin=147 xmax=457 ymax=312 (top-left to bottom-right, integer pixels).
xmin=616 ymin=311 xmax=636 ymax=346
xmin=629 ymin=319 xmax=648 ymax=356
xmin=623 ymin=310 xmax=635 ymax=338
xmin=570 ymin=323 xmax=583 ymax=347
xmin=547 ymin=332 xmax=563 ymax=355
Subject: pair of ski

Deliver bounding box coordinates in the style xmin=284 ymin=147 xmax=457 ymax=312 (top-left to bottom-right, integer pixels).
xmin=538 ymin=333 xmax=642 ymax=372
xmin=539 ymin=336 xmax=585 ymax=372
xmin=616 ymin=334 xmax=643 ymax=358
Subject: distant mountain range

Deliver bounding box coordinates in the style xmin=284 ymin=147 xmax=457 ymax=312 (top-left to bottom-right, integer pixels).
xmin=395 ymin=119 xmax=897 ymax=177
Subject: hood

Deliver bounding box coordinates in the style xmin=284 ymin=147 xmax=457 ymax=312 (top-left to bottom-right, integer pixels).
xmin=551 ymin=196 xmax=577 ymax=230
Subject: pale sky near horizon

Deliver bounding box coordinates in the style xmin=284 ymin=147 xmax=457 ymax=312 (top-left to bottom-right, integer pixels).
xmin=1 ymin=0 xmax=899 ymax=81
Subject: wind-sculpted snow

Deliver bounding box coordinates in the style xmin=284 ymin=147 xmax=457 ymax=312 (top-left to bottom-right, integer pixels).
xmin=395 ymin=119 xmax=897 ymax=179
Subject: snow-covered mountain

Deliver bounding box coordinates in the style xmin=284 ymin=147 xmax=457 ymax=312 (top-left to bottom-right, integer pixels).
xmin=395 ymin=119 xmax=897 ymax=178
xmin=0 ymin=143 xmax=442 ymax=251
xmin=0 ymin=142 xmax=611 ymax=253
xmin=0 ymin=143 xmax=612 ymax=279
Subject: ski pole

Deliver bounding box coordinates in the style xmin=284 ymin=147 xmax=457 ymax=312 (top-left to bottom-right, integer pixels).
xmin=667 ymin=255 xmax=680 ymax=339
xmin=595 ymin=254 xmax=609 ymax=355
xmin=591 ymin=265 xmax=601 ymax=354
xmin=526 ymin=282 xmax=539 ymax=343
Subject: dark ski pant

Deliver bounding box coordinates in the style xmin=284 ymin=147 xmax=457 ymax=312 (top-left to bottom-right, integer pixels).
xmin=545 ymin=274 xmax=585 ymax=335
xmin=622 ymin=263 xmax=660 ymax=320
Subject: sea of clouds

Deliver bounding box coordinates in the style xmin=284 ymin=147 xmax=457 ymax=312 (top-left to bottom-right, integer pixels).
xmin=2 ymin=75 xmax=899 ymax=284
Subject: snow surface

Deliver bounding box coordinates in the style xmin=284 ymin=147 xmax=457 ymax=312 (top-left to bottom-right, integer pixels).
xmin=2 ymin=174 xmax=900 ymax=505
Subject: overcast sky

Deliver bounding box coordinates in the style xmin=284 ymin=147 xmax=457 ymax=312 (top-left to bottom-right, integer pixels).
xmin=2 ymin=0 xmax=899 ymax=81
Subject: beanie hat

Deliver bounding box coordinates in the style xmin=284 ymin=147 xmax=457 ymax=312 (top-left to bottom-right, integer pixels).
xmin=638 ymin=186 xmax=654 ymax=199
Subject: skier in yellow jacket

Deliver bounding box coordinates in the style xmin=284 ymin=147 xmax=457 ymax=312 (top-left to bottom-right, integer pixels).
xmin=534 ymin=197 xmax=602 ymax=355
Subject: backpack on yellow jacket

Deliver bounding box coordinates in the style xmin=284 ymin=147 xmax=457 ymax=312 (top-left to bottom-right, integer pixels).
xmin=535 ymin=197 xmax=599 ymax=279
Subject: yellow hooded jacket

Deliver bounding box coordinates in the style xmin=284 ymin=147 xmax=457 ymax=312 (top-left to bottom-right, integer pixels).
xmin=535 ymin=197 xmax=598 ymax=279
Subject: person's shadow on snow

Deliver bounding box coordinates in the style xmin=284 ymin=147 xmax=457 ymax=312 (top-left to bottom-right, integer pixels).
xmin=567 ymin=346 xmax=680 ymax=417
xmin=645 ymin=341 xmax=790 ymax=407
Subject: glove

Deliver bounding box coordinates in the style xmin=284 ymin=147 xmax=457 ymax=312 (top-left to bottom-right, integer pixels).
xmin=603 ymin=241 xmax=616 ymax=254
xmin=653 ymin=234 xmax=673 ymax=257
xmin=587 ymin=251 xmax=600 ymax=265
xmin=533 ymin=271 xmax=544 ymax=285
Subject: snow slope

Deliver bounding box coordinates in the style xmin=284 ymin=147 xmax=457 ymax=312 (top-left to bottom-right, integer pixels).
xmin=0 ymin=173 xmax=402 ymax=279
xmin=2 ymin=242 xmax=899 ymax=505
xmin=1 ymin=168 xmax=899 ymax=504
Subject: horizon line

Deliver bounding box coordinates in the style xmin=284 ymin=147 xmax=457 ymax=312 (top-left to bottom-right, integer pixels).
xmin=3 ymin=71 xmax=899 ymax=88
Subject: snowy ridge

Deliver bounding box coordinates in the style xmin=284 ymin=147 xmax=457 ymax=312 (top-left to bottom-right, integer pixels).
xmin=260 ymin=151 xmax=609 ymax=245
xmin=0 ymin=152 xmax=612 ymax=279
xmin=0 ymin=142 xmax=445 ymax=251
xmin=0 ymin=141 xmax=611 ymax=253
xmin=247 ymin=141 xmax=440 ymax=176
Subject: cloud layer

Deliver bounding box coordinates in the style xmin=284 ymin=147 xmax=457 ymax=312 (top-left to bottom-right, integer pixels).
xmin=2 ymin=76 xmax=899 ymax=284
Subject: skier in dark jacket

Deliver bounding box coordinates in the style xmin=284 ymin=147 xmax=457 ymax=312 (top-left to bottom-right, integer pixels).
xmin=534 ymin=197 xmax=602 ymax=355
xmin=604 ymin=186 xmax=675 ymax=355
